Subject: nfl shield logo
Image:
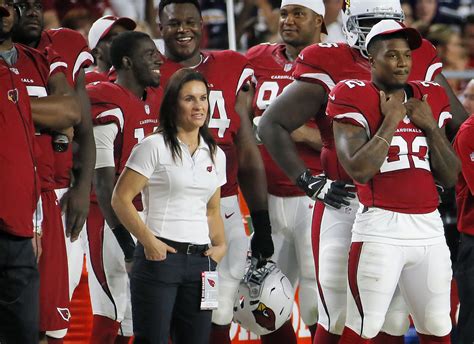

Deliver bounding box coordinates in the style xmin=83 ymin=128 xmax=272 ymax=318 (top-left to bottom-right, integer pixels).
xmin=284 ymin=63 xmax=292 ymax=72
xmin=144 ymin=104 xmax=150 ymax=115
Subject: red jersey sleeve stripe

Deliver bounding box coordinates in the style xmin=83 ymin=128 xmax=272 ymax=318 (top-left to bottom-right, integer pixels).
xmin=96 ymin=108 xmax=125 ymax=132
xmin=425 ymin=62 xmax=443 ymax=81
xmin=299 ymin=72 xmax=336 ymax=91
xmin=236 ymin=67 xmax=254 ymax=95
xmin=333 ymin=112 xmax=371 ymax=138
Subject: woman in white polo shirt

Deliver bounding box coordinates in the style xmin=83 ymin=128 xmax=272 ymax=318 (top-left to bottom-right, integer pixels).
xmin=111 ymin=68 xmax=227 ymax=344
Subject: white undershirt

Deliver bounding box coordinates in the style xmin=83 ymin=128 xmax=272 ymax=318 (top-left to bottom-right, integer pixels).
xmin=94 ymin=123 xmax=119 ymax=169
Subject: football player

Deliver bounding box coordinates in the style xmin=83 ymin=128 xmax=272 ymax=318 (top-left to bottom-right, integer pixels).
xmin=6 ymin=2 xmax=82 ymax=342
xmin=453 ymin=80 xmax=474 ymax=344
xmin=246 ymin=0 xmax=327 ymax=341
xmin=258 ymin=0 xmax=467 ymax=343
xmin=328 ymin=20 xmax=459 ymax=343
xmin=12 ymin=2 xmax=96 ymax=327
xmin=157 ymin=1 xmax=274 ymax=343
xmin=86 ymin=31 xmax=162 ymax=343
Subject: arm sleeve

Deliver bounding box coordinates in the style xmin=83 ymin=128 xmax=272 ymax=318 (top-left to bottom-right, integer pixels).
xmin=94 ymin=123 xmax=119 ymax=169
xmin=125 ymin=135 xmax=160 ymax=179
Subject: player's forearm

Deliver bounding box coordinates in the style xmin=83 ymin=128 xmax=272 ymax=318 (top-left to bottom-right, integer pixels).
xmin=337 ymin=119 xmax=398 ymax=184
xmin=259 ymin=119 xmax=308 ymax=182
xmin=94 ymin=169 xmax=121 ymax=229
xmin=72 ymin=92 xmax=96 ymax=191
xmin=290 ymin=125 xmax=323 ymax=151
xmin=425 ymin=127 xmax=461 ymax=188
xmin=238 ymin=148 xmax=268 ymax=212
xmin=31 ymin=95 xmax=81 ymax=129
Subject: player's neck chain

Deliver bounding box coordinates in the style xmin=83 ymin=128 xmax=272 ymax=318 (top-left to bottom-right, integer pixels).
xmin=189 ymin=54 xmax=204 ymax=69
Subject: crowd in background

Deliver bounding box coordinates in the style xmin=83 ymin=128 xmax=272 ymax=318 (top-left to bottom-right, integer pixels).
xmin=40 ymin=0 xmax=474 ymax=94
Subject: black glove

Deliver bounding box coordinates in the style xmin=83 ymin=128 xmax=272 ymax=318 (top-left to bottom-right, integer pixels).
xmin=296 ymin=169 xmax=355 ymax=209
xmin=112 ymin=224 xmax=136 ymax=262
xmin=250 ymin=210 xmax=274 ymax=262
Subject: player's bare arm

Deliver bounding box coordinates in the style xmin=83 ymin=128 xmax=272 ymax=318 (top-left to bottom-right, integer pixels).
xmin=30 ymin=94 xmax=81 ymax=129
xmin=205 ymin=188 xmax=227 ymax=264
xmin=94 ymin=166 xmax=121 ymax=229
xmin=61 ymin=68 xmax=96 ymax=241
xmin=235 ymin=86 xmax=268 ymax=212
xmin=258 ymin=79 xmax=325 ymax=182
xmin=235 ymin=85 xmax=274 ymax=260
xmin=290 ymin=124 xmax=322 ymax=151
xmin=334 ymin=91 xmax=406 ymax=184
xmin=405 ymin=96 xmax=461 ymax=188
xmin=112 ymin=168 xmax=176 ymax=261
xmin=435 ymin=73 xmax=469 ymax=139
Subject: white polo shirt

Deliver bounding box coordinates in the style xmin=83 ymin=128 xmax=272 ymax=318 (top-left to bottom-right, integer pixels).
xmin=126 ymin=133 xmax=226 ymax=245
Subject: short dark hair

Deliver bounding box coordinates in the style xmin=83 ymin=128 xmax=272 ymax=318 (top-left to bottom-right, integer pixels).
xmin=110 ymin=31 xmax=151 ymax=70
xmin=462 ymin=14 xmax=474 ymax=35
xmin=367 ymin=31 xmax=411 ymax=55
xmin=158 ymin=68 xmax=216 ymax=162
xmin=158 ymin=0 xmax=201 ymax=18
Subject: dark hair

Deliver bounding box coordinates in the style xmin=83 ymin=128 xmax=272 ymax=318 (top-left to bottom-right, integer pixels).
xmin=462 ymin=14 xmax=474 ymax=35
xmin=158 ymin=0 xmax=201 ymax=18
xmin=158 ymin=68 xmax=216 ymax=162
xmin=367 ymin=31 xmax=411 ymax=55
xmin=110 ymin=31 xmax=151 ymax=70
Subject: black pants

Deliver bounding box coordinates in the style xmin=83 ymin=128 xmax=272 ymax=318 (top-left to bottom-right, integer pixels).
xmin=0 ymin=232 xmax=39 ymax=344
xmin=131 ymin=243 xmax=217 ymax=344
xmin=455 ymin=233 xmax=474 ymax=344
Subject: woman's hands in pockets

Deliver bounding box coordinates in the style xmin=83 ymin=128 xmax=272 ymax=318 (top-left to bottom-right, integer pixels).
xmin=143 ymin=237 xmax=177 ymax=261
xmin=204 ymin=244 xmax=227 ymax=264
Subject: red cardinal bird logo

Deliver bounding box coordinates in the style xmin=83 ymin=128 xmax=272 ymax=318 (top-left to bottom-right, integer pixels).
xmin=252 ymin=302 xmax=276 ymax=331
xmin=207 ymin=279 xmax=216 ymax=287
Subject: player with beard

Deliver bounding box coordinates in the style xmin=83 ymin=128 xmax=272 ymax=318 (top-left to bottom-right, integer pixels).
xmin=327 ymin=20 xmax=459 ymax=343
xmin=245 ymin=0 xmax=344 ymax=342
xmin=86 ymin=31 xmax=162 ymax=344
xmin=258 ymin=0 xmax=467 ymax=343
xmin=11 ymin=0 xmax=96 ymax=322
xmin=0 ymin=1 xmax=81 ymax=342
xmin=157 ymin=1 xmax=274 ymax=343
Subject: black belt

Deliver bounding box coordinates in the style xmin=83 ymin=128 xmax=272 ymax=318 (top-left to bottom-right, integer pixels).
xmin=158 ymin=237 xmax=209 ymax=255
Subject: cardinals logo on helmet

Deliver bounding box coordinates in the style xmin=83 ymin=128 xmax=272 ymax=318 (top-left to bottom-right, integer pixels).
xmin=252 ymin=302 xmax=276 ymax=332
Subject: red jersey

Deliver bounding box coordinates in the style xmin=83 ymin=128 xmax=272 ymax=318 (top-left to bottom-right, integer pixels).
xmin=327 ymin=80 xmax=451 ymax=214
xmin=246 ymin=43 xmax=323 ymax=197
xmin=159 ymin=51 xmax=253 ymax=197
xmin=293 ymin=40 xmax=442 ymax=182
xmin=0 ymin=62 xmax=39 ymax=237
xmin=454 ymin=115 xmax=474 ymax=236
xmin=14 ymin=43 xmax=66 ymax=192
xmin=88 ymin=82 xmax=160 ymax=176
xmin=38 ymin=28 xmax=94 ymax=189
xmin=85 ymin=70 xmax=109 ymax=84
